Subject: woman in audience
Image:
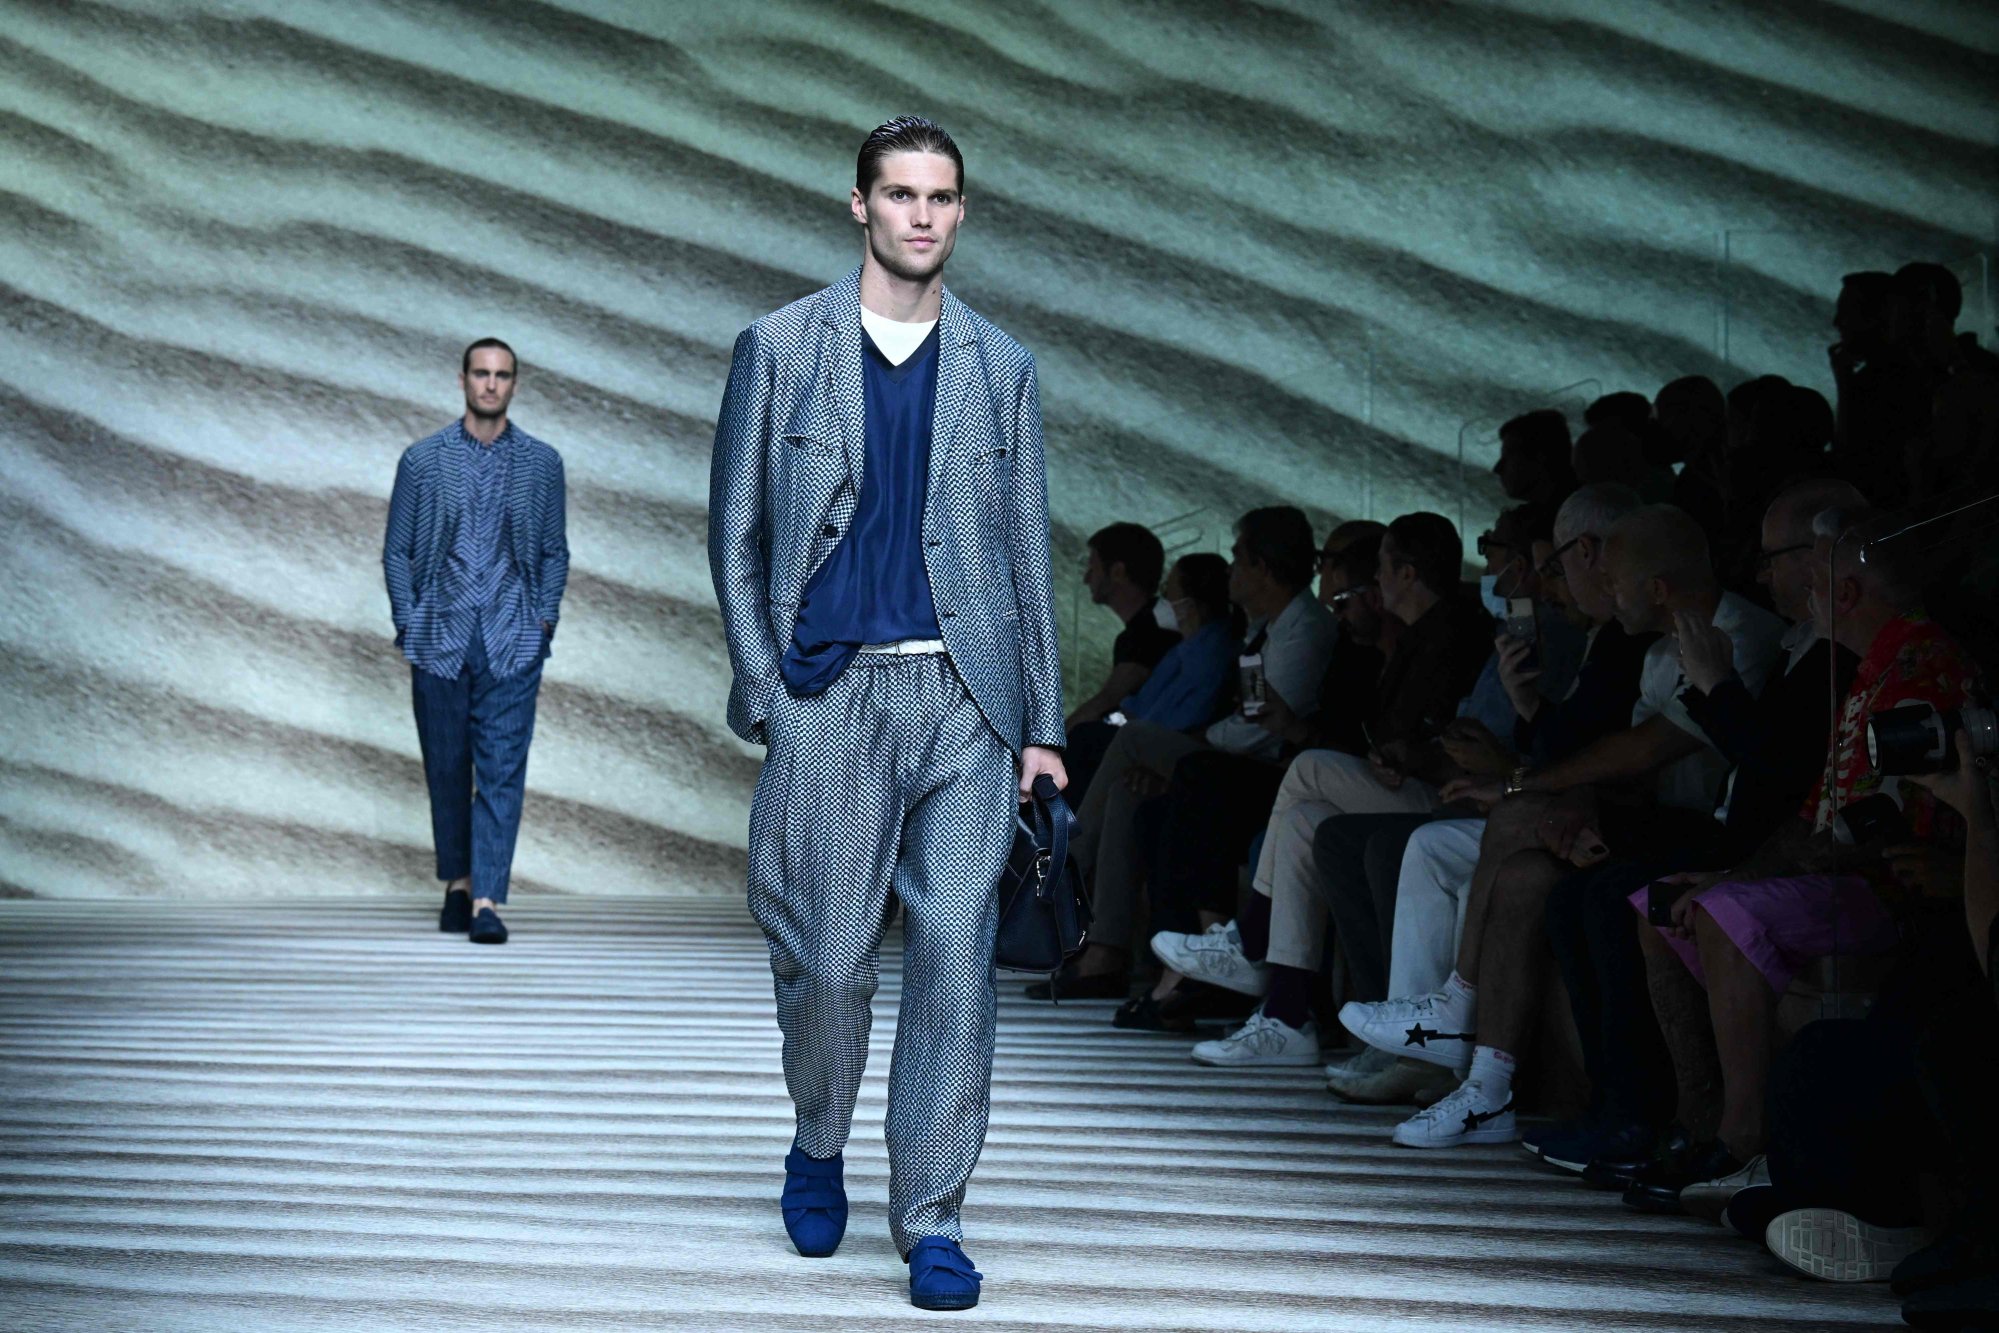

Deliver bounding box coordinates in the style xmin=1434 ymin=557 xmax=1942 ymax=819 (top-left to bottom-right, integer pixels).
xmin=1061 ymin=552 xmax=1239 ymax=804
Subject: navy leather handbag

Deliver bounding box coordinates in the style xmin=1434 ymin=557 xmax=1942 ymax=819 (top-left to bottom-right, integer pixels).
xmin=993 ymin=774 xmax=1090 ymax=982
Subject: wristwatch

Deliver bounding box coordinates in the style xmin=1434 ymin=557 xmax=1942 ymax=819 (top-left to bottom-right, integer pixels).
xmin=1504 ymin=765 xmax=1533 ymax=797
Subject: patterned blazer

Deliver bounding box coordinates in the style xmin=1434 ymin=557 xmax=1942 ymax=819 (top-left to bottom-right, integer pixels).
xmin=382 ymin=422 xmax=570 ymax=644
xmin=708 ymin=266 xmax=1065 ymax=754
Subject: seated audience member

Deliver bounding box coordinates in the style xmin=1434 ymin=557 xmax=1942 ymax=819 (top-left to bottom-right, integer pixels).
xmin=1157 ymin=513 xmax=1494 ymax=1066
xmin=1493 ymin=409 xmax=1578 ymax=508
xmin=1658 ymin=375 xmax=1728 ymax=534
xmin=1892 ymin=262 xmax=1999 ymax=508
xmin=1571 ymin=423 xmax=1645 ymax=491
xmin=1325 ymin=484 xmax=1652 ymax=1103
xmin=1828 ymin=270 xmax=1908 ymax=502
xmin=1289 ymin=501 xmax=1584 ymax=1068
xmin=1067 ymin=522 xmax=1179 ymax=729
xmin=1584 ymin=393 xmax=1676 ymax=499
xmin=1465 ymin=503 xmax=1587 ymax=738
xmin=1061 ymin=551 xmax=1237 ymax=804
xmin=1881 ymin=734 xmax=1999 ymax=1324
xmin=1111 ymin=522 xmax=1390 ymax=1023
xmin=1518 ymin=478 xmax=1866 ymax=1177
xmin=1720 ymin=377 xmax=1830 ymax=580
xmin=1622 ymin=506 xmax=1977 ymax=1209
xmin=1718 ymin=740 xmax=1987 ymax=1300
xmin=1340 ymin=504 xmax=1786 ymax=1147
xmin=1056 ymin=508 xmax=1337 ymax=995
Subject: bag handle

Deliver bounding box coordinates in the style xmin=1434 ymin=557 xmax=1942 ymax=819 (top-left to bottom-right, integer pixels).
xmin=1026 ymin=773 xmax=1072 ymax=896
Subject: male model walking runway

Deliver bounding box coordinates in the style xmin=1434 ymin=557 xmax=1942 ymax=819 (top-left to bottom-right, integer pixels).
xmin=384 ymin=338 xmax=569 ymax=945
xmin=708 ymin=117 xmax=1065 ymax=1310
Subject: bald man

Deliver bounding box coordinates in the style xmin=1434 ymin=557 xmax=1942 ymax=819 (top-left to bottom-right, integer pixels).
xmin=1343 ymin=504 xmax=1787 ymax=1149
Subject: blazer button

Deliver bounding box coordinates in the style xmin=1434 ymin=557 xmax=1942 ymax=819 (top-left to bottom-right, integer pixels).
xmin=823 ymin=524 xmax=839 ymax=536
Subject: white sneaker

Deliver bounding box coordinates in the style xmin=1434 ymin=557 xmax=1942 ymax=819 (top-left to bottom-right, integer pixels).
xmin=1765 ymin=1208 xmax=1925 ymax=1282
xmin=1681 ymin=1153 xmax=1770 ymax=1224
xmin=1339 ymin=988 xmax=1475 ymax=1071
xmin=1151 ymin=920 xmax=1269 ymax=997
xmin=1323 ymin=1044 xmax=1391 ymax=1080
xmin=1191 ymin=1010 xmax=1321 ymax=1067
xmin=1327 ymin=1049 xmax=1459 ymax=1105
xmin=1390 ymin=1077 xmax=1517 ymax=1148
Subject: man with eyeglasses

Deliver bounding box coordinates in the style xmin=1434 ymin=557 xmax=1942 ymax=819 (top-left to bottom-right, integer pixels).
xmin=1326 ymin=489 xmax=1644 ymax=1102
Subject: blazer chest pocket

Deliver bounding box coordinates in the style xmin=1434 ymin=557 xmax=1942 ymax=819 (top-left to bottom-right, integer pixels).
xmin=781 ymin=433 xmax=842 ymax=460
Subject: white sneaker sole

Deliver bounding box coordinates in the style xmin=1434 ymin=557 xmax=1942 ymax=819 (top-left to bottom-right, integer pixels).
xmin=1764 ymin=1208 xmax=1925 ymax=1283
xmin=1392 ymin=1118 xmax=1519 ymax=1149
xmin=1191 ymin=1045 xmax=1321 ymax=1068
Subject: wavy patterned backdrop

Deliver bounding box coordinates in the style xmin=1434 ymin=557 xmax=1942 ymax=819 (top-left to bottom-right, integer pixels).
xmin=1 ymin=0 xmax=1993 ymax=898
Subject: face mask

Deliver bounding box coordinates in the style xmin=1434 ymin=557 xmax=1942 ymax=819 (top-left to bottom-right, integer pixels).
xmin=1479 ymin=574 xmax=1508 ymax=618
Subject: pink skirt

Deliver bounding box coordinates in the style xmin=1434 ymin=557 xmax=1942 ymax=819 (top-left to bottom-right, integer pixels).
xmin=1628 ymin=875 xmax=1899 ymax=993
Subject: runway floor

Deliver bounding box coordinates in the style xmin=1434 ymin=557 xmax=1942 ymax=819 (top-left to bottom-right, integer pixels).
xmin=0 ymin=896 xmax=1905 ymax=1331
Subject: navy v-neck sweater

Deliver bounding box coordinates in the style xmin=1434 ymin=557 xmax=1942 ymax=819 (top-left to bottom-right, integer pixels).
xmin=781 ymin=323 xmax=945 ymax=693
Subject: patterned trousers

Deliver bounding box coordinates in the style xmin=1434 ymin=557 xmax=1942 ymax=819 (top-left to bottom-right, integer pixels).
xmin=410 ymin=631 xmax=544 ymax=904
xmin=747 ymin=652 xmax=1016 ymax=1257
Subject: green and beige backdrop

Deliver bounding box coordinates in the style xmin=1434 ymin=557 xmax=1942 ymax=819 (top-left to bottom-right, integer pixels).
xmin=2 ymin=0 xmax=1991 ymax=898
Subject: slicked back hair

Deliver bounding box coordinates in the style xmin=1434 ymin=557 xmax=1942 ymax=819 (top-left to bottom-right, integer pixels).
xmin=1089 ymin=522 xmax=1167 ymax=595
xmin=1384 ymin=512 xmax=1464 ymax=599
xmin=1326 ymin=519 xmax=1387 ymax=589
xmin=857 ymin=116 xmax=964 ymax=196
xmin=462 ymin=337 xmax=517 ymax=375
xmin=1235 ymin=506 xmax=1318 ymax=593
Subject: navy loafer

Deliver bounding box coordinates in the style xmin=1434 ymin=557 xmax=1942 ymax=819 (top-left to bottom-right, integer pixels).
xmin=907 ymin=1235 xmax=982 ymax=1310
xmin=469 ymin=907 xmax=508 ymax=944
xmin=781 ymin=1144 xmax=846 ymax=1257
xmin=438 ymin=889 xmax=472 ymax=933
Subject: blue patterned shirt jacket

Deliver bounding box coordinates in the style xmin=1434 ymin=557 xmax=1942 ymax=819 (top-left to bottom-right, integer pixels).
xmin=383 ymin=419 xmax=569 ymax=679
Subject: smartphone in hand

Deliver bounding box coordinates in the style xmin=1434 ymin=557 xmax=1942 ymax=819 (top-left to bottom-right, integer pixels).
xmin=1238 ymin=651 xmax=1267 ymax=718
xmin=1503 ymin=597 xmax=1539 ymax=672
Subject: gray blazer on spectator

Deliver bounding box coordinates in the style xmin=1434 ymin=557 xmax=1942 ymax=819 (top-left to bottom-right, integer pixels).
xmin=708 ymin=266 xmax=1064 ymax=754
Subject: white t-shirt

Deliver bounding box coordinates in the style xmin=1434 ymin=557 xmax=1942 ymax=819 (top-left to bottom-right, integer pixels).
xmin=1205 ymin=590 xmax=1340 ymax=761
xmin=1631 ymin=589 xmax=1788 ymax=812
xmin=860 ymin=306 xmax=938 ymax=366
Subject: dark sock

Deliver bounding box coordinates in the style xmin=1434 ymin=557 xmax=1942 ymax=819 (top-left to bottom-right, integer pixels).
xmin=1263 ymin=964 xmax=1315 ymax=1030
xmin=1238 ymin=893 xmax=1273 ymax=962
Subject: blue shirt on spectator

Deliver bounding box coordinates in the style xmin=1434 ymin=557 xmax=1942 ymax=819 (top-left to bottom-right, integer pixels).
xmin=1454 ymin=601 xmax=1586 ymax=735
xmin=1118 ymin=619 xmax=1236 ymax=731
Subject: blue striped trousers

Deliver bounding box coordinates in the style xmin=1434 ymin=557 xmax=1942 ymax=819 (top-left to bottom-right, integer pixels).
xmin=411 ymin=630 xmax=544 ymax=904
xmin=748 ymin=652 xmax=1017 ymax=1257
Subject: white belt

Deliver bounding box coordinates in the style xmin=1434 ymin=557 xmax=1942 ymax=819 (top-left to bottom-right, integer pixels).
xmin=856 ymin=638 xmax=948 ymax=656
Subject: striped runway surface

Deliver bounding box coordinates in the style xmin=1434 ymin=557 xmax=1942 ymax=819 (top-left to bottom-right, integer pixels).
xmin=0 ymin=897 xmax=1902 ymax=1331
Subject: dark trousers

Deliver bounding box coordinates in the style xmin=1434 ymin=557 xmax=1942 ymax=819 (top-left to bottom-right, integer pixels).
xmin=1146 ymin=750 xmax=1286 ymax=937
xmin=1314 ymin=812 xmax=1434 ymax=1004
xmin=1768 ymin=908 xmax=1999 ymax=1228
xmin=411 ymin=631 xmax=545 ymax=904
xmin=1061 ymin=719 xmax=1121 ymax=807
xmin=1545 ymin=858 xmax=1681 ymax=1126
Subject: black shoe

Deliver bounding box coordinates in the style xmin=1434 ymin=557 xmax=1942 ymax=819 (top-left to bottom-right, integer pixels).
xmin=1902 ymin=1274 xmax=1999 ymax=1329
xmin=438 ymin=888 xmax=471 ymax=933
xmin=1583 ymin=1123 xmax=1687 ymax=1192
xmin=469 ymin=907 xmax=508 ymax=944
xmin=1622 ymin=1140 xmax=1743 ymax=1215
xmin=1163 ymin=979 xmax=1261 ymax=1026
xmin=1112 ymin=993 xmax=1194 ymax=1033
xmin=1895 ymin=1229 xmax=1999 ymax=1296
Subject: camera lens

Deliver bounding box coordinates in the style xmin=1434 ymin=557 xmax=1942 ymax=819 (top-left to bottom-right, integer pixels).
xmin=1866 ymin=704 xmax=1948 ymax=776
